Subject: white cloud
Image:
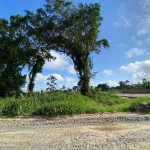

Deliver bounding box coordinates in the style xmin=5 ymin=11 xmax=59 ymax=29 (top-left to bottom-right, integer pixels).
xmin=137 ymin=1 xmax=150 ymax=35
xmin=120 ymin=63 xmax=139 ymax=73
xmin=34 ymin=73 xmax=77 ymax=91
xmin=113 ymin=3 xmax=132 ymax=28
xmin=120 ymin=59 xmax=150 ymax=81
xmin=65 ymin=77 xmax=77 ymax=88
xmin=44 ymin=51 xmax=69 ymax=70
xmin=103 ymin=70 xmax=115 ymax=76
xmin=67 ymin=65 xmax=76 ymax=74
xmin=121 ymin=14 xmax=132 ymax=27
xmin=133 ymin=72 xmax=148 ymax=82
xmin=107 ymin=80 xmax=119 ymax=87
xmin=137 ymin=28 xmax=147 ymax=35
xmin=125 ymin=48 xmax=144 ymax=58
xmin=43 ymin=51 xmax=76 ymax=74
xmin=115 ymin=0 xmax=150 ymax=34
xmin=36 ymin=73 xmax=48 ymax=82
xmin=35 ymin=73 xmax=64 ymax=82
xmin=113 ymin=13 xmax=132 ymax=27
xmin=130 ymin=36 xmax=143 ymax=46
xmin=136 ymin=41 xmax=143 ymax=46
xmin=34 ymin=84 xmax=46 ymax=91
xmin=51 ymin=73 xmax=64 ymax=81
xmin=140 ymin=0 xmax=150 ymax=12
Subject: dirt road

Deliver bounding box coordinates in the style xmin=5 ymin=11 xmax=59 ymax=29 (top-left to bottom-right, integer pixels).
xmin=0 ymin=113 xmax=150 ymax=150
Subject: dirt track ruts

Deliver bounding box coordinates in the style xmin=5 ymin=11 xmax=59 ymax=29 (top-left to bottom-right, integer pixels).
xmin=0 ymin=113 xmax=150 ymax=150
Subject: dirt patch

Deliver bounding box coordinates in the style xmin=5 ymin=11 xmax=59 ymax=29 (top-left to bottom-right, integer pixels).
xmin=117 ymin=93 xmax=150 ymax=99
xmin=0 ymin=113 xmax=150 ymax=150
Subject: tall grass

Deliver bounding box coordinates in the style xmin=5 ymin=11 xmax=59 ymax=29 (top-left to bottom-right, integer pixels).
xmin=0 ymin=91 xmax=150 ymax=117
xmin=0 ymin=91 xmax=99 ymax=116
xmin=128 ymin=97 xmax=150 ymax=112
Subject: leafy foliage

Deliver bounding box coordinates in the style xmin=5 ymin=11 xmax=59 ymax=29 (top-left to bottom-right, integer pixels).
xmin=25 ymin=0 xmax=109 ymax=95
xmin=0 ymin=0 xmax=110 ymax=96
xmin=0 ymin=16 xmax=27 ymax=97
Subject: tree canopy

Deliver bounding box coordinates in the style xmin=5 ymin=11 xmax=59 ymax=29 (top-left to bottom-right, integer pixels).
xmin=0 ymin=16 xmax=28 ymax=97
xmin=0 ymin=0 xmax=109 ymax=97
xmin=24 ymin=0 xmax=109 ymax=95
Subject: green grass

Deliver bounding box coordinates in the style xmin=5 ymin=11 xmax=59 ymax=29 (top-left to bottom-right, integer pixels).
xmin=0 ymin=91 xmax=150 ymax=117
xmin=0 ymin=91 xmax=99 ymax=116
xmin=128 ymin=97 xmax=150 ymax=112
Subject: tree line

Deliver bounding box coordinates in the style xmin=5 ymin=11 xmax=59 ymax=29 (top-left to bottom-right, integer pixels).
xmin=118 ymin=79 xmax=150 ymax=91
xmin=46 ymin=76 xmax=150 ymax=94
xmin=95 ymin=79 xmax=150 ymax=92
xmin=0 ymin=0 xmax=109 ymax=98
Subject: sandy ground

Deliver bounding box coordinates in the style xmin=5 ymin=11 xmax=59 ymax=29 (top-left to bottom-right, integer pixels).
xmin=117 ymin=93 xmax=150 ymax=98
xmin=0 ymin=113 xmax=150 ymax=149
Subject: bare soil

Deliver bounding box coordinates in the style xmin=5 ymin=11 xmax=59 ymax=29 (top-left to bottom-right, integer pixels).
xmin=117 ymin=93 xmax=150 ymax=99
xmin=0 ymin=113 xmax=150 ymax=150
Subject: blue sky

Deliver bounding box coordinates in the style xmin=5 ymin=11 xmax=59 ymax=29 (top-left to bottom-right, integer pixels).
xmin=1 ymin=0 xmax=150 ymax=91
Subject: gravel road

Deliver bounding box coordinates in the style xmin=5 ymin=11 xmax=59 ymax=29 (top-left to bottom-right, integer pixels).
xmin=0 ymin=113 xmax=150 ymax=150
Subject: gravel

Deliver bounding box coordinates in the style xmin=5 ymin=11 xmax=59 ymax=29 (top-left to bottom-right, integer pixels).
xmin=0 ymin=113 xmax=150 ymax=150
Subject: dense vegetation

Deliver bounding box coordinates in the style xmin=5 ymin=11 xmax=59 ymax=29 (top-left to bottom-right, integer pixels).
xmin=0 ymin=0 xmax=109 ymax=97
xmin=1 ymin=74 xmax=150 ymax=116
xmin=0 ymin=90 xmax=150 ymax=117
xmin=95 ymin=79 xmax=150 ymax=92
xmin=0 ymin=0 xmax=150 ymax=117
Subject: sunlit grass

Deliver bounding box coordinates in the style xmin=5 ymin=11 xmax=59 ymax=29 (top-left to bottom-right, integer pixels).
xmin=0 ymin=91 xmax=99 ymax=116
xmin=0 ymin=91 xmax=150 ymax=117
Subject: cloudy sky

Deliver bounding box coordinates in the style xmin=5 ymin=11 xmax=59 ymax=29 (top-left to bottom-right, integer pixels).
xmin=1 ymin=0 xmax=150 ymax=91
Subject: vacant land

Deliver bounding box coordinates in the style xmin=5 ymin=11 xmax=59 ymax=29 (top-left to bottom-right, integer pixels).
xmin=0 ymin=113 xmax=150 ymax=150
xmin=0 ymin=92 xmax=150 ymax=149
xmin=117 ymin=94 xmax=150 ymax=99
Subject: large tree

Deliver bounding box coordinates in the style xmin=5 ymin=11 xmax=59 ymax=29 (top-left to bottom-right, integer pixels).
xmin=25 ymin=7 xmax=56 ymax=92
xmin=0 ymin=16 xmax=28 ymax=97
xmin=0 ymin=14 xmax=54 ymax=96
xmin=26 ymin=0 xmax=109 ymax=95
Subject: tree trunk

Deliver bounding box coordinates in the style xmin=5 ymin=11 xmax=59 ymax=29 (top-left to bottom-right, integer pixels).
xmin=80 ymin=76 xmax=90 ymax=96
xmin=80 ymin=58 xmax=90 ymax=96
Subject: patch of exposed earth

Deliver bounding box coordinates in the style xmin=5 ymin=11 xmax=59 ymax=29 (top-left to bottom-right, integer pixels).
xmin=117 ymin=94 xmax=150 ymax=99
xmin=0 ymin=113 xmax=150 ymax=150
